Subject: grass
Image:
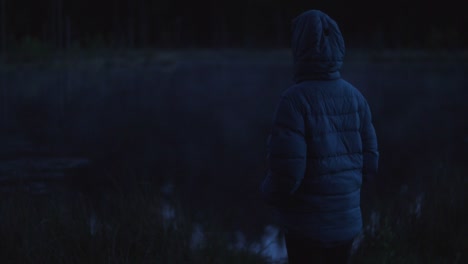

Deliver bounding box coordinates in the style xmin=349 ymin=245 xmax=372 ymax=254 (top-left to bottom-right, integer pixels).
xmin=0 ymin=162 xmax=465 ymax=263
xmin=353 ymin=163 xmax=467 ymax=264
xmin=0 ymin=178 xmax=269 ymax=264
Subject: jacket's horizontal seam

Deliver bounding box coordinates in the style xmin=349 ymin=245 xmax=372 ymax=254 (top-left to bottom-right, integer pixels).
xmin=270 ymin=156 xmax=305 ymax=160
xmin=307 ymin=151 xmax=361 ymax=159
xmin=307 ymin=167 xmax=361 ymax=177
xmin=306 ymin=111 xmax=360 ymax=117
xmin=308 ymin=129 xmax=359 ymax=137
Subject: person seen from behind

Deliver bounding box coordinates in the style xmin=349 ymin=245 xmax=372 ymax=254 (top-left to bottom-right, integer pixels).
xmin=260 ymin=9 xmax=379 ymax=264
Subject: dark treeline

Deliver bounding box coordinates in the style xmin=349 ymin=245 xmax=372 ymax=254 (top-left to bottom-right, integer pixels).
xmin=0 ymin=0 xmax=466 ymax=53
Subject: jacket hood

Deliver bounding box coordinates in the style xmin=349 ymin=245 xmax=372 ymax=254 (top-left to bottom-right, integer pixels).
xmin=291 ymin=10 xmax=345 ymax=82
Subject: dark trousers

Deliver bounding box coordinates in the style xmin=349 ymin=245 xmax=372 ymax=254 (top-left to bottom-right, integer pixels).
xmin=284 ymin=233 xmax=354 ymax=264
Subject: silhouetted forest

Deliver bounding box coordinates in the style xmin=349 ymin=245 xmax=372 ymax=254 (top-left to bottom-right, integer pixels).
xmin=1 ymin=0 xmax=466 ymax=52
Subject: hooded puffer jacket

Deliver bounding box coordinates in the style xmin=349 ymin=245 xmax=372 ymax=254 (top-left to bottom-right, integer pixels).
xmin=261 ymin=10 xmax=379 ymax=244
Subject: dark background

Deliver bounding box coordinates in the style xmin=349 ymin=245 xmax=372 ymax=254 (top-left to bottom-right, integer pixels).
xmin=1 ymin=0 xmax=467 ymax=52
xmin=0 ymin=1 xmax=467 ymax=262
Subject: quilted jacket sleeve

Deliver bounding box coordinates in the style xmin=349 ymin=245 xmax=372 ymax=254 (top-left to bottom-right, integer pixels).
xmin=260 ymin=96 xmax=307 ymax=206
xmin=360 ymin=101 xmax=379 ymax=183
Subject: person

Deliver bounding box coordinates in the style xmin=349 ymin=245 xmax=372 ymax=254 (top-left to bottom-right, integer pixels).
xmin=260 ymin=9 xmax=379 ymax=264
